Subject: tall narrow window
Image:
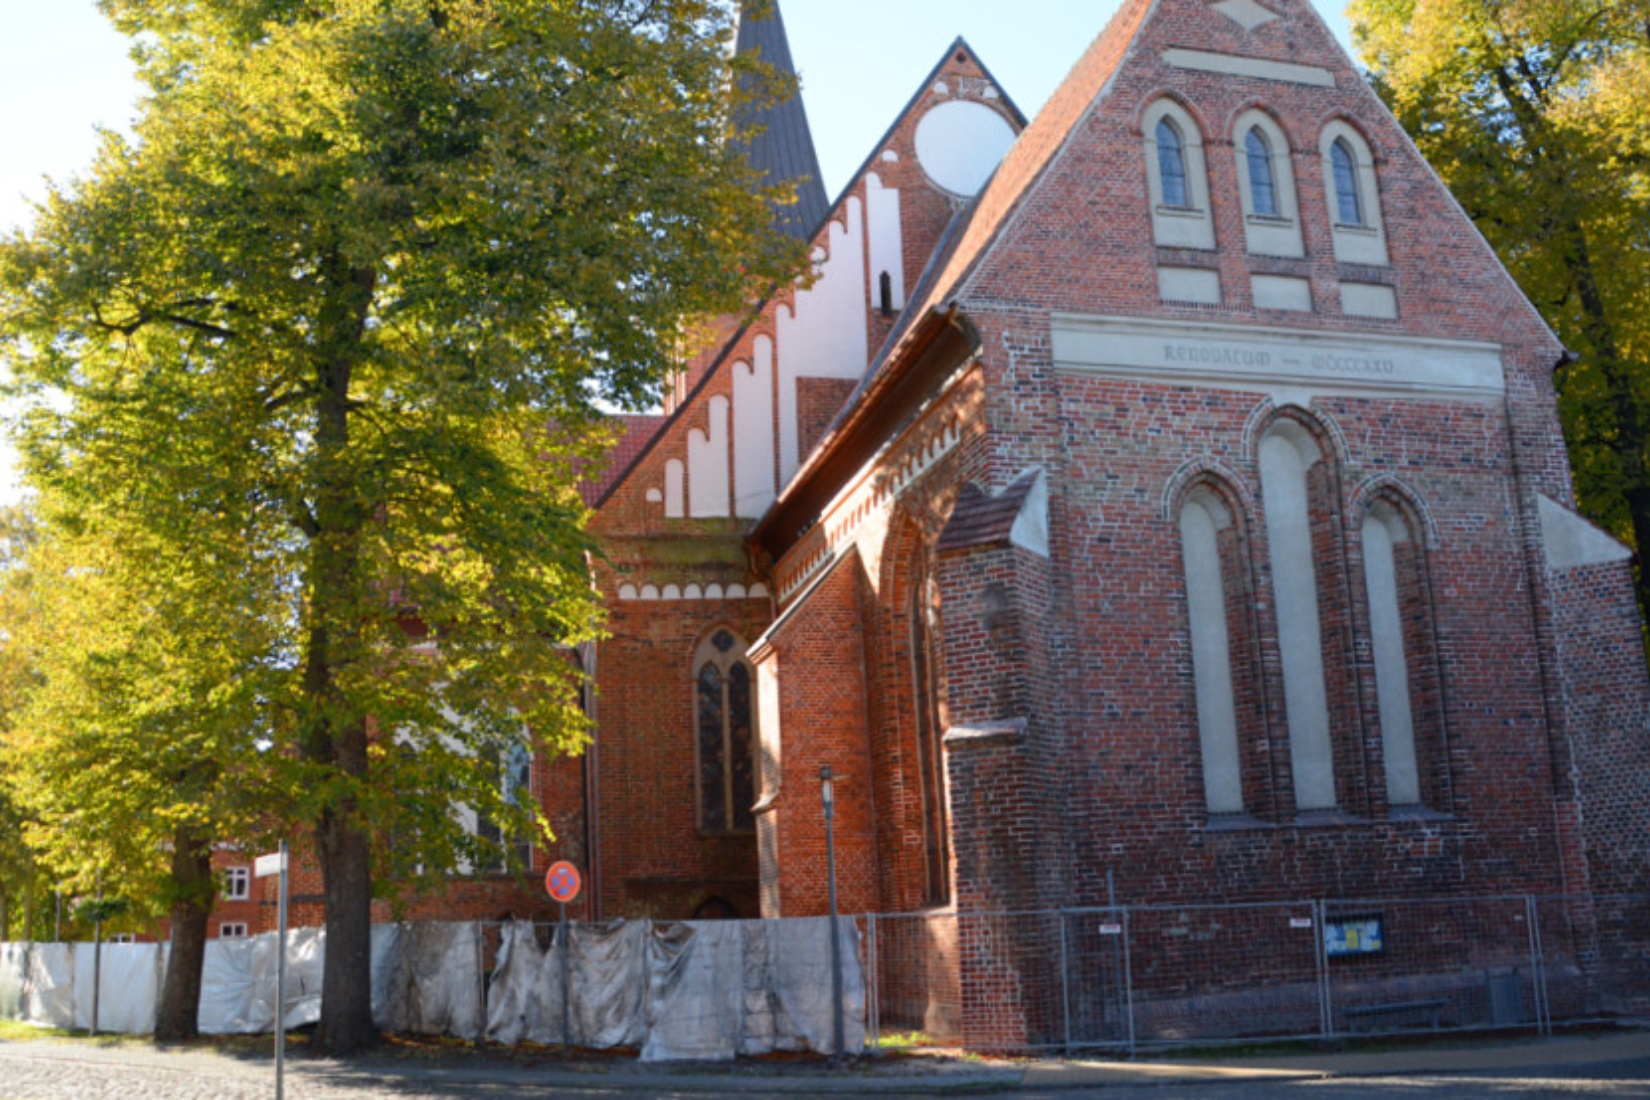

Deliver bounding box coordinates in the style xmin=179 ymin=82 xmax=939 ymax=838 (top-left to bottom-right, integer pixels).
xmin=1362 ymin=504 xmax=1419 ymax=804
xmin=1246 ymin=129 xmax=1278 ymax=217
xmin=697 ymin=630 xmax=757 ymax=833
xmin=910 ymin=560 xmax=951 ymax=904
xmin=476 ymin=741 xmax=533 ymax=872
xmin=1181 ymin=489 xmax=1245 ymax=814
xmin=1331 ymin=139 xmax=1363 ymax=226
xmin=1157 ymin=118 xmax=1190 ymax=208
xmin=1259 ymin=421 xmax=1338 ymax=812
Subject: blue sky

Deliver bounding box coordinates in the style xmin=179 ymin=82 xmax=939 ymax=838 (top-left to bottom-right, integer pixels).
xmin=0 ymin=1 xmax=1359 ymax=505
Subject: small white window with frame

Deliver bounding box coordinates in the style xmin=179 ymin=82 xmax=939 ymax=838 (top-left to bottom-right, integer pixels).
xmin=1142 ymin=99 xmax=1216 ymax=250
xmin=1233 ymin=109 xmax=1304 ymax=258
xmin=223 ymin=866 xmax=251 ymax=901
xmin=1320 ymin=121 xmax=1389 ymax=265
xmin=219 ymin=923 xmax=249 ymax=939
xmin=106 ymin=934 xmax=136 ymax=945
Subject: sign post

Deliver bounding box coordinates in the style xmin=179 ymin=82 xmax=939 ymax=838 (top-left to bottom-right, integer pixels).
xmin=544 ymin=861 xmax=582 ymax=1049
xmin=820 ymin=766 xmax=845 ymax=1060
xmin=256 ymin=844 xmax=290 ymax=1100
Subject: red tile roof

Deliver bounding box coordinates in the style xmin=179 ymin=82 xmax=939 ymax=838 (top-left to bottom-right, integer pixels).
xmin=579 ymin=415 xmax=668 ymax=507
xmin=918 ymin=0 xmax=1155 ymax=315
xmin=935 ymin=468 xmax=1042 ymax=554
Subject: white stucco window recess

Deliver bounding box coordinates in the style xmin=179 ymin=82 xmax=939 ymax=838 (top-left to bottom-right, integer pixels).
xmin=1143 ymin=99 xmax=1216 ymax=250
xmin=1233 ymin=109 xmax=1304 ymax=258
xmin=1321 ymin=121 xmax=1389 ymax=266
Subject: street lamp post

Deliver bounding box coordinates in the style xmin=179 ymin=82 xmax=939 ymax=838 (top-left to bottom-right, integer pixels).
xmin=820 ymin=765 xmax=845 ymax=1059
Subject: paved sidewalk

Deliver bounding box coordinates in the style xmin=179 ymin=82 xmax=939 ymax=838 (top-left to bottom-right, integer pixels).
xmin=1021 ymin=1029 xmax=1650 ymax=1089
xmin=0 ymin=1028 xmax=1647 ymax=1098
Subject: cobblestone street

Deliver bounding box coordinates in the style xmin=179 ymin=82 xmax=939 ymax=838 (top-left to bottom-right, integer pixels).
xmin=6 ymin=1034 xmax=1650 ymax=1100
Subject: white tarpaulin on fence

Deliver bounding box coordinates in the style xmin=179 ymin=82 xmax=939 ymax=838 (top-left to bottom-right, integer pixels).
xmin=643 ymin=918 xmax=864 ymax=1061
xmin=198 ymin=936 xmax=260 ymax=1034
xmin=486 ymin=920 xmax=650 ymax=1049
xmin=71 ymin=942 xmax=163 ymax=1033
xmin=1 ymin=916 xmax=862 ymax=1057
xmin=373 ymin=923 xmax=484 ymax=1041
xmin=0 ymin=943 xmax=26 ymax=1020
xmin=25 ymin=944 xmax=73 ymax=1029
xmin=484 ymin=918 xmax=862 ymax=1060
xmin=572 ymin=921 xmax=650 ymax=1049
xmin=642 ymin=921 xmax=746 ymax=1060
xmin=247 ymin=928 xmax=325 ymax=1033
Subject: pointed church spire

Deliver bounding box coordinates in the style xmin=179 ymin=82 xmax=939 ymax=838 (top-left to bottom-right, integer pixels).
xmin=735 ymin=0 xmax=830 ymax=241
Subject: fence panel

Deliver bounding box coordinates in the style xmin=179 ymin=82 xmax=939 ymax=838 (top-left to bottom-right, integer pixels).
xmin=865 ymin=911 xmax=962 ymax=1048
xmin=1123 ymin=901 xmax=1324 ymax=1046
xmin=1059 ymin=908 xmax=1131 ymax=1050
xmin=1321 ymin=896 xmax=1540 ymax=1036
xmin=1533 ymin=894 xmax=1650 ymax=1025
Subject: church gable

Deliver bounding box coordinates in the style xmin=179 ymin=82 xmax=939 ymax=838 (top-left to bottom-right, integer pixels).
xmin=932 ymin=0 xmax=1558 ymax=361
xmin=594 ymin=38 xmax=1024 ymax=540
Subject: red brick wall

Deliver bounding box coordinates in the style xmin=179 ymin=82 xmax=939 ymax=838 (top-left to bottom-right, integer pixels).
xmin=589 ymin=596 xmax=773 ymax=920
xmin=796 ymin=377 xmax=858 ymax=461
xmin=1550 ymin=559 xmax=1650 ymax=896
xmin=757 ymin=553 xmax=879 ymax=919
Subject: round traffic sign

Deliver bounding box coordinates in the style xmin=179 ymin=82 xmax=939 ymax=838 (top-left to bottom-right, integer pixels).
xmin=545 ymin=860 xmax=582 ymax=904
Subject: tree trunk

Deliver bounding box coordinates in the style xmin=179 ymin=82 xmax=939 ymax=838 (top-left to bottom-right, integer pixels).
xmin=305 ymin=256 xmax=379 ymax=1057
xmin=155 ymin=825 xmax=213 ymax=1043
xmin=313 ymin=778 xmax=375 ymax=1054
xmin=23 ymin=851 xmax=36 ymax=941
xmin=1564 ymin=223 xmax=1650 ymax=621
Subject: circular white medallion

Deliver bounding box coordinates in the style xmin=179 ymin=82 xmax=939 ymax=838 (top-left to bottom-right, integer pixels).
xmin=913 ymin=100 xmax=1018 ymax=197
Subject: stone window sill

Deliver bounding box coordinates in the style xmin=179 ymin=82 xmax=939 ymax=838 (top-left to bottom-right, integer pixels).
xmin=1201 ymin=813 xmax=1277 ymax=833
xmin=1292 ymin=808 xmax=1370 ymax=828
xmin=1388 ymin=804 xmax=1454 ymax=824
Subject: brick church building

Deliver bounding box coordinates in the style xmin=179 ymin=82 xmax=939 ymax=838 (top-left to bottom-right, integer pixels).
xmin=221 ymin=0 xmax=1650 ymax=1046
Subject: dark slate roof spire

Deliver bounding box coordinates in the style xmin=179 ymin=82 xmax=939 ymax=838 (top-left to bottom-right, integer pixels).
xmin=735 ymin=0 xmax=830 ymax=241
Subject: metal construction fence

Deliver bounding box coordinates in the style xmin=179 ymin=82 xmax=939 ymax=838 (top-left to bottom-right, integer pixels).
xmin=859 ymin=894 xmax=1650 ymax=1053
xmin=0 ymin=916 xmax=863 ymax=1060
xmin=2 ymin=895 xmax=1645 ymax=1057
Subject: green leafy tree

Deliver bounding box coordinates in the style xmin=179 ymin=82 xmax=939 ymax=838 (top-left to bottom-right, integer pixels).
xmin=0 ymin=0 xmax=799 ymax=1053
xmin=1351 ymin=0 xmax=1650 ymax=618
xmin=0 ymin=505 xmax=51 ymax=946
xmin=0 ymin=495 xmax=284 ymax=1040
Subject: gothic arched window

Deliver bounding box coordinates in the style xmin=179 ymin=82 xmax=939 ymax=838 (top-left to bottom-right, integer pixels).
xmin=1180 ymin=487 xmax=1246 ymax=815
xmin=1157 ymin=118 xmax=1191 ymax=208
xmin=1320 ymin=122 xmax=1389 ymax=266
xmin=1258 ymin=420 xmax=1339 ymax=812
xmin=1144 ymin=99 xmax=1215 ymax=250
xmin=1246 ymin=128 xmax=1278 ymax=217
xmin=1331 ymin=139 xmax=1363 ymax=225
xmin=696 ymin=629 xmax=757 ymax=833
xmin=909 ymin=556 xmax=951 ymax=905
xmin=1233 ymin=110 xmax=1304 ymax=260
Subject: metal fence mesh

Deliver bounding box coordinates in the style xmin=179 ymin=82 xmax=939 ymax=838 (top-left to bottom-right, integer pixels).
xmin=861 ymin=894 xmax=1650 ymax=1053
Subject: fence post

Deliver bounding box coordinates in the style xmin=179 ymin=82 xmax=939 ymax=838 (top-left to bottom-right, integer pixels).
xmin=476 ymin=923 xmax=487 ymax=1047
xmin=1121 ymin=906 xmax=1136 ymax=1056
xmin=1316 ymin=899 xmax=1333 ymax=1038
xmin=1059 ymin=910 xmax=1071 ymax=1052
xmin=866 ymin=913 xmax=879 ymax=1054
xmin=1525 ymin=895 xmax=1550 ymax=1037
